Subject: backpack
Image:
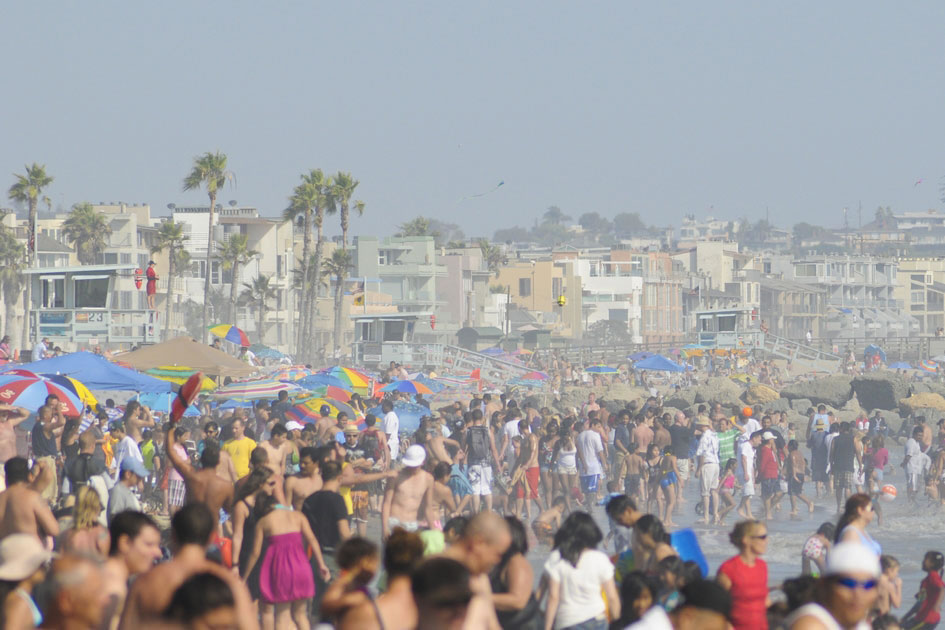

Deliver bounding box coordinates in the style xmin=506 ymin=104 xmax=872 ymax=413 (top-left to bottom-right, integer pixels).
xmin=466 ymin=425 xmax=491 ymax=465
xmin=360 ymin=429 xmax=383 ymax=462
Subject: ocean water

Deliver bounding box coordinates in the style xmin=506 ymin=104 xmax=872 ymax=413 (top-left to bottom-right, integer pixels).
xmin=522 ymin=463 xmax=939 ymax=619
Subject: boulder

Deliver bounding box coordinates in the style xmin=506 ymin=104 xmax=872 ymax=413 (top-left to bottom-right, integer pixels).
xmin=851 ymin=373 xmax=911 ymax=411
xmin=899 ymin=393 xmax=945 ymax=415
xmin=780 ymin=375 xmax=853 ymax=409
xmin=692 ymin=377 xmax=743 ymax=406
xmin=664 ymin=388 xmax=697 ymax=410
xmin=760 ymin=398 xmax=792 ymax=413
xmin=742 ymin=384 xmax=780 ymax=407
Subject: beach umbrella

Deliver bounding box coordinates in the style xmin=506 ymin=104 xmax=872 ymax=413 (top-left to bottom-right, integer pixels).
xmin=4 ymin=370 xmax=97 ymax=408
xmin=864 ymin=344 xmax=887 ymax=363
xmin=131 ymin=392 xmax=200 ymax=417
xmin=286 ymin=396 xmax=362 ymax=424
xmin=627 ymin=351 xmax=656 ymax=362
xmin=888 ymin=362 xmax=912 ymax=370
xmin=216 ymin=399 xmax=254 ymax=410
xmin=0 ymin=373 xmax=84 ymax=414
xmin=480 ymin=347 xmax=504 ymax=356
xmin=317 ymin=367 xmax=370 ymax=388
xmin=634 ymin=355 xmax=686 ymax=372
xmin=305 ymin=385 xmax=353 ymax=402
xmin=211 ymin=380 xmax=303 ymax=401
xmin=146 ymin=366 xmax=217 ymax=391
xmin=586 ymin=365 xmax=618 ymax=374
xmin=5 ymin=351 xmax=172 ymax=393
xmin=250 ymin=344 xmax=286 ymax=360
xmin=366 ymin=401 xmax=428 ymax=433
xmin=511 ymin=348 xmax=533 ymax=356
xmin=297 ymin=373 xmax=351 ymax=390
xmin=265 ymin=366 xmax=317 ymax=382
xmin=920 ymin=360 xmax=938 ymax=373
xmin=521 ymin=371 xmax=548 ymax=380
xmin=380 ymin=380 xmax=433 ymax=395
xmin=209 ymin=324 xmax=251 ymax=347
xmin=509 ymin=377 xmax=545 ymax=388
xmin=412 ymin=374 xmax=447 ymax=393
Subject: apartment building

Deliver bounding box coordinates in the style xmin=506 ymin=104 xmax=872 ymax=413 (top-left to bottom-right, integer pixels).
xmin=895 ymin=258 xmax=945 ymax=335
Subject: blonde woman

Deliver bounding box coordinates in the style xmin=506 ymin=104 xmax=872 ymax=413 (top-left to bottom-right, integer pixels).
xmin=60 ymin=486 xmax=109 ymax=557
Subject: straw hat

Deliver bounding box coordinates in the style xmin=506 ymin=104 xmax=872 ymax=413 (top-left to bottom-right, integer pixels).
xmin=0 ymin=534 xmax=52 ymax=581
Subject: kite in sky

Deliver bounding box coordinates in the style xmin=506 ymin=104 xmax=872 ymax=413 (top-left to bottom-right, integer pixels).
xmin=915 ymin=178 xmax=924 ymax=187
xmin=460 ymin=180 xmax=504 ymax=202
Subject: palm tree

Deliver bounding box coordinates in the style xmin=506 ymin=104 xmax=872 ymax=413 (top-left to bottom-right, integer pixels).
xmin=0 ymin=224 xmax=25 ymax=342
xmin=396 ymin=216 xmax=434 ymax=238
xmin=478 ymin=240 xmax=506 ymax=277
xmin=218 ymin=233 xmax=258 ymax=324
xmin=62 ymin=202 xmax=112 ymax=264
xmin=284 ymin=169 xmax=331 ymax=360
xmin=8 ymin=163 xmax=53 ymax=349
xmin=321 ymin=249 xmax=353 ymax=356
xmin=543 ymin=205 xmax=571 ymax=225
xmin=331 ymin=171 xmax=361 ymax=248
xmin=239 ymin=274 xmax=277 ymax=345
xmin=182 ymin=152 xmax=233 ymax=341
xmin=150 ymin=221 xmax=189 ymax=340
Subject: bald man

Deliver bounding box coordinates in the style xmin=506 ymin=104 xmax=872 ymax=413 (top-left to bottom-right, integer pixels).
xmin=441 ymin=511 xmax=510 ymax=630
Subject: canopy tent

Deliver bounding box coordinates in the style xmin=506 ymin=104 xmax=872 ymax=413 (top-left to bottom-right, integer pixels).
xmin=634 ymin=355 xmax=686 ymax=372
xmin=5 ymin=351 xmax=172 ymax=392
xmin=115 ymin=337 xmax=257 ymax=378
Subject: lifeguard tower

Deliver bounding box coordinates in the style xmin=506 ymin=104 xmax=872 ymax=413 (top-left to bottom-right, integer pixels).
xmin=23 ymin=264 xmax=158 ymax=348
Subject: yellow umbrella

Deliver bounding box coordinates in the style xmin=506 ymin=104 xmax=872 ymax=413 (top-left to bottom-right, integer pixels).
xmin=145 ymin=366 xmax=217 ymax=391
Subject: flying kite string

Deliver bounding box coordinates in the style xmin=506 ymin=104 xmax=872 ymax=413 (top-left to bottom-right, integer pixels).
xmin=460 ymin=180 xmax=504 ymax=202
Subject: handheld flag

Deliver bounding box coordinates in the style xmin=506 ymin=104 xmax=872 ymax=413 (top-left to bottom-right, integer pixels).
xmin=171 ymin=371 xmax=203 ymax=423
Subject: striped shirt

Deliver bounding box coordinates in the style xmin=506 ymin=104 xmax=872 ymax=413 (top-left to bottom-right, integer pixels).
xmin=718 ymin=428 xmax=741 ymax=465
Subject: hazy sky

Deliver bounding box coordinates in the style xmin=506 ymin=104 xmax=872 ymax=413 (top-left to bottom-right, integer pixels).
xmin=2 ymin=2 xmax=944 ymax=238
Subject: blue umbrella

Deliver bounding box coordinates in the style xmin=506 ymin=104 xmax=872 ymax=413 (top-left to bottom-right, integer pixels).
xmin=296 ymin=374 xmax=350 ymax=390
xmin=889 ymin=362 xmax=912 ymax=370
xmin=413 ymin=374 xmax=447 ymax=393
xmin=367 ymin=402 xmax=429 ymax=433
xmin=628 ymin=351 xmax=656 ymax=362
xmin=634 ymin=355 xmax=686 ymax=372
xmin=481 ymin=347 xmax=504 ymax=356
xmin=586 ymin=365 xmax=618 ymax=374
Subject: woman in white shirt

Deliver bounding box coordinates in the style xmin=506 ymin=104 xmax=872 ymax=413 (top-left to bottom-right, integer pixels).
xmin=542 ymin=512 xmax=620 ymax=630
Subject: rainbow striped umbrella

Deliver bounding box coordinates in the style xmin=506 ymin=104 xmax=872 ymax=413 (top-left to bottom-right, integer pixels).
xmin=317 ymin=367 xmax=370 ymax=388
xmin=211 ymin=380 xmax=302 ymax=401
xmin=920 ymin=359 xmax=938 ymax=373
xmin=380 ymin=380 xmax=433 ymax=395
xmin=209 ymin=324 xmax=250 ymax=347
xmin=305 ymin=385 xmax=353 ymax=402
xmin=286 ymin=396 xmax=363 ymax=425
xmin=4 ymin=369 xmax=97 ymax=408
xmin=0 ymin=373 xmax=84 ymax=414
xmin=522 ymin=371 xmax=549 ymax=380
xmin=266 ymin=366 xmax=317 ymax=382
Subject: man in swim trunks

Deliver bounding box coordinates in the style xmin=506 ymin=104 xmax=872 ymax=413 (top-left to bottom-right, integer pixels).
xmin=382 ymin=444 xmax=435 ymax=538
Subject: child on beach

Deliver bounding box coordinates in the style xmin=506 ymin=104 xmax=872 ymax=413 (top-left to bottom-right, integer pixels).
xmin=875 ymin=554 xmax=902 ymax=618
xmin=319 ymin=537 xmax=380 ymax=621
xmin=622 ymin=443 xmax=646 ymax=506
xmin=431 ymin=462 xmax=457 ymax=529
xmin=715 ymin=458 xmax=738 ymax=525
xmin=902 ymin=551 xmax=945 ymax=630
xmin=532 ymin=495 xmax=566 ymax=546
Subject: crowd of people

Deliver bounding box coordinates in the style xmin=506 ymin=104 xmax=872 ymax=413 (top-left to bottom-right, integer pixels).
xmin=1 ymin=354 xmax=945 ymax=629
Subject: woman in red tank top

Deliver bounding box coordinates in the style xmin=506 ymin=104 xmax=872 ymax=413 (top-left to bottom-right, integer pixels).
xmin=717 ymin=519 xmax=770 ymax=630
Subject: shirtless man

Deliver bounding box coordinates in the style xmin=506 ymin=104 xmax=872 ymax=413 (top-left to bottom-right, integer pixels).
xmin=166 ymin=426 xmax=234 ymax=536
xmin=315 ymin=405 xmax=337 ymax=444
xmin=0 ymin=403 xmax=29 ymax=473
xmin=285 ymin=446 xmax=323 ymax=511
xmin=483 ymin=394 xmax=502 ymax=420
xmin=103 ymin=510 xmax=163 ymax=630
xmin=0 ymin=457 xmax=58 ymax=543
xmin=382 ymin=444 xmax=435 ymax=538
xmin=257 ymin=422 xmax=294 ymax=484
xmin=441 ymin=511 xmax=510 ymax=630
xmin=512 ymin=419 xmax=541 ymax=518
xmin=425 ymin=430 xmax=461 ymax=466
xmin=124 ymin=403 xmax=155 ymax=444
xmin=119 ymin=503 xmax=257 ymax=630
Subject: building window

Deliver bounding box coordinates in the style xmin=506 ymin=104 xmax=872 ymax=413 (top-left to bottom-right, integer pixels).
xmin=912 ymin=290 xmax=925 ymax=305
xmin=552 ymin=278 xmax=563 ymax=300
xmin=519 ymin=278 xmax=531 ymax=297
xmin=103 ymin=253 xmax=118 ymax=265
xmin=120 ymin=253 xmax=132 ymax=264
xmin=211 ymin=261 xmax=220 ymax=284
xmin=74 ymin=277 xmax=109 ymax=309
xmin=795 ymin=263 xmax=817 ymax=277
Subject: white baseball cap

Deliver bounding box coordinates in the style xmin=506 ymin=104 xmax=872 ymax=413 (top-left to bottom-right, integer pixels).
xmin=402 ymin=444 xmax=427 ymax=468
xmin=285 ymin=421 xmax=305 ymax=431
xmin=762 ymin=431 xmax=776 ymax=441
xmin=826 ymin=542 xmax=881 ymax=577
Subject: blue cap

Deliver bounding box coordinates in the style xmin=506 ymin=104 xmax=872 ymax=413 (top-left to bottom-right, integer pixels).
xmin=120 ymin=457 xmax=149 ymax=478
xmin=320 ymin=405 xmax=332 ymax=416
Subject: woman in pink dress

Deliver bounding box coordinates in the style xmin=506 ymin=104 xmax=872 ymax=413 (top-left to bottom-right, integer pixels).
xmin=242 ymin=494 xmax=331 ymax=630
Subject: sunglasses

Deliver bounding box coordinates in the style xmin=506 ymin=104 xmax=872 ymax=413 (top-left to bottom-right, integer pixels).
xmin=751 ymin=534 xmax=768 ymax=540
xmin=833 ymin=577 xmax=878 ymax=591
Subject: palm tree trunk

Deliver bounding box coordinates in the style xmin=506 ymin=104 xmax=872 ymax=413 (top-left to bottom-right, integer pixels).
xmin=201 ymin=193 xmax=216 ymax=342
xmin=22 ymin=200 xmax=35 ymax=351
xmin=333 ymin=271 xmax=345 ymax=355
xmin=296 ymin=208 xmax=312 ymax=360
xmin=258 ymin=304 xmax=265 ymax=345
xmin=229 ymin=260 xmax=240 ymax=325
xmin=309 ymin=218 xmax=325 ymax=359
xmin=341 ymin=206 xmax=348 ymax=249
xmin=163 ymin=250 xmax=175 ymax=340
